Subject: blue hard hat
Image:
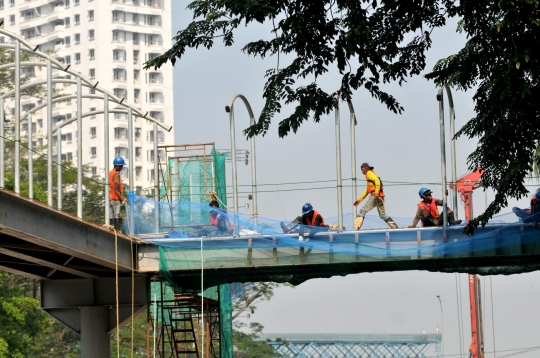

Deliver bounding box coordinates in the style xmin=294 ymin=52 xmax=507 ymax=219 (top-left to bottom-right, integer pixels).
xmin=302 ymin=203 xmax=314 ymax=215
xmin=113 ymin=156 xmax=126 ymax=166
xmin=419 ymin=187 xmax=431 ymax=198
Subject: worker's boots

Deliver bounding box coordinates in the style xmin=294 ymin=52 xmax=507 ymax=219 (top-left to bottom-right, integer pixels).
xmin=385 ymin=218 xmax=398 ymax=229
xmin=447 ymin=212 xmax=462 ymax=226
xmin=354 ymin=217 xmax=364 ymax=230
xmin=114 ymin=218 xmax=124 ymax=232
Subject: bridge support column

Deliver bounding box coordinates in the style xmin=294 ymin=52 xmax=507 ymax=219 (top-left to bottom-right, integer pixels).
xmin=41 ymin=276 xmax=148 ymax=358
xmin=80 ymin=306 xmax=110 ymax=358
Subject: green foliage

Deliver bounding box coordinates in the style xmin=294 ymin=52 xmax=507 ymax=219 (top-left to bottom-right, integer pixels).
xmin=145 ymin=0 xmax=446 ymax=138
xmin=233 ymin=322 xmax=280 ymax=358
xmin=425 ymin=0 xmax=540 ymax=232
xmin=111 ymin=311 xmax=149 ymax=356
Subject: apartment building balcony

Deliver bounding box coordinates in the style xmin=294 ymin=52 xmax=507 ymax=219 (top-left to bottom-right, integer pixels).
xmin=111 ymin=3 xmax=163 ymax=16
xmin=52 ymin=107 xmax=72 ymax=118
xmin=41 ymin=25 xmax=67 ymax=44
xmin=19 ymin=0 xmax=59 ymax=12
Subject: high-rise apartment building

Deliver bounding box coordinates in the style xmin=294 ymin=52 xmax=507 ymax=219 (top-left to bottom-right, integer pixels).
xmin=1 ymin=0 xmax=173 ymax=193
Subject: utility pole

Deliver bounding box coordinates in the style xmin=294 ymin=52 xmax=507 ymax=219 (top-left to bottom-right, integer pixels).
xmin=437 ymin=295 xmax=445 ymax=357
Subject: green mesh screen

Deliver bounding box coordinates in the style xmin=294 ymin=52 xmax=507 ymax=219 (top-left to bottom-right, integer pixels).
xmin=220 ymin=284 xmax=233 ymax=358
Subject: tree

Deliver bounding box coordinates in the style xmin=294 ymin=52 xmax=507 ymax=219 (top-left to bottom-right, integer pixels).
xmin=231 ymin=283 xmax=291 ymax=357
xmin=145 ymin=0 xmax=445 ymax=138
xmin=425 ymin=0 xmax=540 ymax=232
xmin=146 ymin=0 xmax=540 ymax=231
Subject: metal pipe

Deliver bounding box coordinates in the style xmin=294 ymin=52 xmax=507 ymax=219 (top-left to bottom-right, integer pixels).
xmin=14 ymin=40 xmax=20 ymax=194
xmin=128 ymin=108 xmax=134 ymax=193
xmin=154 ymin=122 xmax=159 ymax=232
xmin=57 ymin=125 xmax=62 ymax=209
xmin=228 ymin=103 xmax=239 ymax=237
xmin=104 ymin=96 xmax=110 ymax=226
xmin=47 ymin=60 xmax=53 ymax=206
xmin=226 ymin=94 xmax=259 ymax=234
xmin=438 ymin=88 xmax=448 ymax=226
xmin=28 ymin=113 xmax=33 ymax=199
xmin=128 ymin=107 xmax=134 ymax=235
xmin=446 ymin=86 xmax=458 ymax=220
xmin=347 ymin=98 xmax=358 ymax=225
xmin=0 ymin=100 xmax=4 ymax=187
xmin=77 ymin=77 xmax=83 ymax=218
xmin=334 ymin=95 xmax=343 ymax=229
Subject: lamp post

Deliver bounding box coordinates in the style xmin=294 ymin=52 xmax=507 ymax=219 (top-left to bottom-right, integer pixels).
xmin=437 ymin=295 xmax=445 ymax=357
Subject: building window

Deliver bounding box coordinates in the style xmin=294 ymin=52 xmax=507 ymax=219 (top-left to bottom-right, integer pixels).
xmin=89 ymin=88 xmax=95 ymax=94
xmin=75 ymin=53 xmax=81 ymax=62
xmin=89 ymin=68 xmax=95 ymax=78
xmin=90 ymin=147 xmax=97 ymax=157
xmin=88 ymin=10 xmax=94 ymax=20
xmin=135 ymin=128 xmax=141 ymax=141
xmin=112 ymin=30 xmax=125 ymax=42
xmin=61 ymin=152 xmax=73 ymax=161
xmin=74 ymin=14 xmax=80 ymax=24
xmin=148 ymin=72 xmax=161 ymax=84
xmin=0 ymin=1 xmax=4 ymax=9
xmin=91 ymin=167 xmax=97 ymax=175
xmin=133 ymin=50 xmax=139 ymax=64
xmin=113 ymin=69 xmax=126 ymax=81
xmin=61 ymin=133 xmax=72 ymax=142
xmin=133 ymin=70 xmax=140 ymax=82
xmin=65 ymin=0 xmax=70 ymax=7
xmin=114 ymin=88 xmax=127 ymax=98
xmin=75 ymin=33 xmax=80 ymax=43
xmin=114 ymin=113 xmax=127 ymax=120
xmin=147 ymin=150 xmax=154 ymax=162
xmin=65 ymin=55 xmax=71 ymax=64
xmin=113 ymin=49 xmax=126 ymax=62
xmin=88 ymin=29 xmax=94 ymax=40
xmin=9 ymin=0 xmax=13 ymax=5
xmin=65 ymin=17 xmax=70 ymax=27
xmin=65 ymin=36 xmax=70 ymax=46
xmin=90 ymin=127 xmax=96 ymax=137
xmin=10 ymin=15 xmax=15 ymax=24
xmin=88 ymin=49 xmax=95 ymax=59
xmin=134 ymin=89 xmax=140 ymax=103
xmin=132 ymin=32 xmax=139 ymax=44
xmin=74 ymin=0 xmax=79 ymax=4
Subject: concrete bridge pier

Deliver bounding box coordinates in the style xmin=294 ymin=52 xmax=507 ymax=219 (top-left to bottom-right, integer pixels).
xmin=40 ymin=276 xmax=149 ymax=357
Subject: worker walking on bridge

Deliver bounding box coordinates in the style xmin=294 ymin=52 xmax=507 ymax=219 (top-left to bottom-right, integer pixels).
xmin=353 ymin=163 xmax=398 ymax=230
xmin=109 ymin=156 xmax=127 ymax=232
xmin=408 ymin=188 xmax=462 ymax=228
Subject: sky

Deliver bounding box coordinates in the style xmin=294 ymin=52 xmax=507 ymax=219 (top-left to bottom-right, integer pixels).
xmin=170 ymin=3 xmax=540 ymax=358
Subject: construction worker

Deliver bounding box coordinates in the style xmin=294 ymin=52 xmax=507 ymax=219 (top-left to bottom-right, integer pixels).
xmin=109 ymin=156 xmax=127 ymax=231
xmin=353 ymin=163 xmax=398 ymax=230
xmin=280 ymin=203 xmax=329 ymax=235
xmin=208 ymin=200 xmax=233 ymax=235
xmin=408 ymin=188 xmax=462 ymax=228
xmin=512 ymin=188 xmax=540 ymax=223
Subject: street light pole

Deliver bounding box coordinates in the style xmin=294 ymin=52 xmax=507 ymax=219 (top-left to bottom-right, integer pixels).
xmin=437 ymin=295 xmax=445 ymax=357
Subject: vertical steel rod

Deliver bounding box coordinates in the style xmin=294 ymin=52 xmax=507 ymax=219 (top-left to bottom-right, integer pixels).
xmin=348 ymin=98 xmax=358 ymax=225
xmin=47 ymin=60 xmax=53 ymax=206
xmin=77 ymin=77 xmax=83 ymax=218
xmin=335 ymin=95 xmax=343 ymax=229
xmin=128 ymin=107 xmax=134 ymax=192
xmin=128 ymin=108 xmax=134 ymax=234
xmin=446 ymin=86 xmax=458 ymax=220
xmin=28 ymin=113 xmax=33 ymax=199
xmin=153 ymin=122 xmax=159 ymax=232
xmin=0 ymin=100 xmax=4 ymax=187
xmin=229 ymin=105 xmax=239 ymax=237
xmin=57 ymin=126 xmax=62 ymax=209
xmin=14 ymin=40 xmax=20 ymax=194
xmin=104 ymin=95 xmax=110 ymax=225
xmin=249 ymin=114 xmax=258 ymax=228
xmin=438 ymin=87 xmax=448 ymax=226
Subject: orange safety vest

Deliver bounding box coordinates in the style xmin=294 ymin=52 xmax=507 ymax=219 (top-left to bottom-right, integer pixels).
xmin=418 ymin=198 xmax=439 ymax=219
xmin=366 ymin=171 xmax=385 ymax=197
xmin=304 ymin=210 xmax=326 ymax=227
xmin=109 ymin=169 xmax=123 ymax=201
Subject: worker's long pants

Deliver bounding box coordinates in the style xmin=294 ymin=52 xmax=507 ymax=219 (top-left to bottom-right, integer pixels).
xmin=110 ymin=200 xmax=121 ymax=219
xmin=358 ymin=196 xmax=390 ymax=221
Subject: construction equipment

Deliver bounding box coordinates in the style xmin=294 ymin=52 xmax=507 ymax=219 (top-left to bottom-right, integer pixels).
xmin=451 ymin=169 xmax=485 ymax=358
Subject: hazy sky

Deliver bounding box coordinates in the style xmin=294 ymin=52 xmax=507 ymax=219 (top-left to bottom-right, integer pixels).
xmin=170 ymin=3 xmax=540 ymax=357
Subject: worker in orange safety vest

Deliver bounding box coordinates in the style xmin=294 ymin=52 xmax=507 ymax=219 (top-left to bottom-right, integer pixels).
xmin=408 ymin=187 xmax=462 ymax=228
xmin=109 ymin=156 xmax=127 ymax=231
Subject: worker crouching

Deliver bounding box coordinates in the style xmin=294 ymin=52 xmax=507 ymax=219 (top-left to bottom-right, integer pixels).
xmin=280 ymin=203 xmax=330 ymax=237
xmin=408 ymin=188 xmax=462 ymax=228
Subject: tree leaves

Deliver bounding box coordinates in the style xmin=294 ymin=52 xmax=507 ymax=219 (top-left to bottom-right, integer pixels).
xmin=145 ymin=0 xmax=442 ymax=137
